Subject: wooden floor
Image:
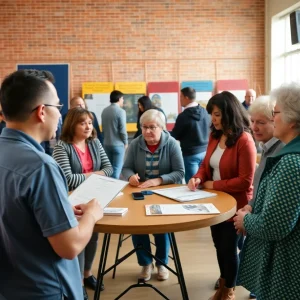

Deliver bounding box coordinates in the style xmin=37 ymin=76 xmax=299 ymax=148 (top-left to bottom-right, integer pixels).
xmin=87 ymin=228 xmax=251 ymax=300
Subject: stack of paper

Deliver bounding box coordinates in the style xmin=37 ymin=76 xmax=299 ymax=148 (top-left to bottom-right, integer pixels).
xmin=104 ymin=207 xmax=128 ymax=216
xmin=145 ymin=203 xmax=220 ymax=215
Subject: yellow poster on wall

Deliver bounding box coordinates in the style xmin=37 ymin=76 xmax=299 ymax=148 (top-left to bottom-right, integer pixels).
xmin=115 ymin=82 xmax=146 ymax=131
xmin=115 ymin=82 xmax=146 ymax=94
xmin=82 ymin=82 xmax=114 ymax=97
xmin=82 ymin=82 xmax=114 ymax=131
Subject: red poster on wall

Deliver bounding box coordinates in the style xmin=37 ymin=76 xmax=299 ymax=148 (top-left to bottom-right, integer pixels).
xmin=147 ymin=82 xmax=180 ymax=131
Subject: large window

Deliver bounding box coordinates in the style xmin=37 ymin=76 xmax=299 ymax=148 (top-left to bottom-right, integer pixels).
xmin=272 ymin=9 xmax=300 ymax=88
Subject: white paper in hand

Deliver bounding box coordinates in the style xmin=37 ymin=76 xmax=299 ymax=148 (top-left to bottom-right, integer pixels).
xmin=68 ymin=174 xmax=128 ymax=207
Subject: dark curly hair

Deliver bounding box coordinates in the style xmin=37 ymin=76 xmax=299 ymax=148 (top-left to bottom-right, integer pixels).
xmin=206 ymin=91 xmax=250 ymax=147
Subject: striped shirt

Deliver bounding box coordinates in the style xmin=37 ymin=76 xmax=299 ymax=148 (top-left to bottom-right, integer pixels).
xmin=145 ymin=151 xmax=160 ymax=180
xmin=53 ymin=138 xmax=113 ymax=190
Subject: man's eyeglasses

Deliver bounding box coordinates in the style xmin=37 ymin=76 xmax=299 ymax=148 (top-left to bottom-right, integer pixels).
xmin=31 ymin=103 xmax=64 ymax=112
xmin=271 ymin=110 xmax=281 ymax=117
xmin=141 ymin=125 xmax=159 ymax=132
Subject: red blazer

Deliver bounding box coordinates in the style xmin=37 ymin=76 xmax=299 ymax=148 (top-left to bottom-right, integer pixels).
xmin=194 ymin=132 xmax=256 ymax=218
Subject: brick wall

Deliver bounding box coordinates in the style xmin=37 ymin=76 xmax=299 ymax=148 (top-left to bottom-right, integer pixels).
xmin=0 ymin=0 xmax=265 ymax=97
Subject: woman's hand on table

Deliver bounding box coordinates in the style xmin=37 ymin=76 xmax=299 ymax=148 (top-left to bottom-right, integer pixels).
xmin=129 ymin=173 xmax=140 ymax=186
xmin=188 ymin=178 xmax=201 ymax=191
xmin=138 ymin=178 xmax=162 ymax=188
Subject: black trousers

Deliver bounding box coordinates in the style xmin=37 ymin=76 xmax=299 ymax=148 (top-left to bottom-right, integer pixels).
xmin=210 ymin=221 xmax=239 ymax=288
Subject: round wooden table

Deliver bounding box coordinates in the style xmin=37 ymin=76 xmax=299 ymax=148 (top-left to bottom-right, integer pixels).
xmin=95 ymin=184 xmax=236 ymax=234
xmin=93 ymin=184 xmax=236 ymax=300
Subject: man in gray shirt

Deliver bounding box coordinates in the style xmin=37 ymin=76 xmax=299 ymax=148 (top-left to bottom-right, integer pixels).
xmin=101 ymin=90 xmax=128 ymax=179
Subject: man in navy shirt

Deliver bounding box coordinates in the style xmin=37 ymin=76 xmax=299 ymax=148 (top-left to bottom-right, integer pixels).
xmin=171 ymin=87 xmax=210 ymax=183
xmin=0 ymin=69 xmax=103 ymax=300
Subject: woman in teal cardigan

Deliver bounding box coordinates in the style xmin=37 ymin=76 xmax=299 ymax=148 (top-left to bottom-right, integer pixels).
xmin=234 ymin=83 xmax=300 ymax=300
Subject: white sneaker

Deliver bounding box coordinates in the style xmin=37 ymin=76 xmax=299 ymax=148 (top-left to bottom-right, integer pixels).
xmin=157 ymin=265 xmax=169 ymax=281
xmin=138 ymin=263 xmax=154 ymax=281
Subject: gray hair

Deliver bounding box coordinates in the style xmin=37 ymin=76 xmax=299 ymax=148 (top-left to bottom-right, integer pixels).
xmin=140 ymin=109 xmax=166 ymax=130
xmin=271 ymin=83 xmax=300 ymax=133
xmin=248 ymin=95 xmax=275 ymax=120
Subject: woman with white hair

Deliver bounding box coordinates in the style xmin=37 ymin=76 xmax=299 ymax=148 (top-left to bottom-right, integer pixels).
xmin=236 ymin=95 xmax=284 ymax=300
xmin=122 ymin=109 xmax=184 ymax=282
xmin=234 ymin=83 xmax=300 ymax=300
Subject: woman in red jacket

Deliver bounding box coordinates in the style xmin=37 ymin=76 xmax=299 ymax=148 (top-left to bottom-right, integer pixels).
xmin=188 ymin=91 xmax=256 ymax=300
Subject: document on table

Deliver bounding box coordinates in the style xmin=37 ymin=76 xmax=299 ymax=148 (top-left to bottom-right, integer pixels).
xmin=145 ymin=203 xmax=220 ymax=216
xmin=153 ymin=186 xmax=217 ymax=202
xmin=68 ymin=174 xmax=128 ymax=207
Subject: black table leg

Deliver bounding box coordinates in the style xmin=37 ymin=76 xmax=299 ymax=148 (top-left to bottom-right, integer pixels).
xmin=94 ymin=233 xmax=111 ymax=300
xmin=169 ymin=233 xmax=180 ymax=285
xmin=94 ymin=232 xmax=189 ymax=300
xmin=112 ymin=234 xmax=123 ymax=279
xmin=168 ymin=233 xmax=189 ymax=300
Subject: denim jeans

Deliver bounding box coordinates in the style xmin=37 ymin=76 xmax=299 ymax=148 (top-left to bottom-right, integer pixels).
xmin=211 ymin=221 xmax=239 ymax=288
xmin=132 ymin=234 xmax=170 ymax=266
xmin=183 ymin=151 xmax=206 ymax=183
xmin=103 ymin=145 xmax=125 ymax=179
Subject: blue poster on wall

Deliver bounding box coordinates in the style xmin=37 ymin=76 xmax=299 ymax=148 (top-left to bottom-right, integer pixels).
xmin=17 ymin=64 xmax=69 ymax=116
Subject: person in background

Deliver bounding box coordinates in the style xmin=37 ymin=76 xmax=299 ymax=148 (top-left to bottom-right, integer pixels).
xmin=53 ymin=107 xmax=113 ymax=300
xmin=234 ymin=83 xmax=300 ymax=300
xmin=41 ymin=116 xmax=62 ymax=155
xmin=188 ymin=91 xmax=256 ymax=300
xmin=63 ymin=96 xmax=103 ymax=144
xmin=0 ymin=69 xmax=103 ymax=300
xmin=171 ymin=87 xmax=210 ymax=183
xmin=0 ymin=104 xmax=6 ymax=134
xmin=122 ymin=109 xmax=184 ymax=282
xmin=101 ymin=90 xmax=128 ymax=179
xmin=134 ymin=95 xmax=166 ymax=138
xmin=242 ymin=89 xmax=256 ymax=110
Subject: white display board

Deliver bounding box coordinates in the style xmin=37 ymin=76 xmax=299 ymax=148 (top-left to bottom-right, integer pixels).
xmin=149 ymin=92 xmax=179 ymax=123
xmin=84 ymin=94 xmax=110 ymax=125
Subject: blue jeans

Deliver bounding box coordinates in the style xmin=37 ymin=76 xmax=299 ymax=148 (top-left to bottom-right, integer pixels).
xmin=183 ymin=152 xmax=206 ymax=183
xmin=132 ymin=234 xmax=170 ymax=266
xmin=103 ymin=145 xmax=125 ymax=179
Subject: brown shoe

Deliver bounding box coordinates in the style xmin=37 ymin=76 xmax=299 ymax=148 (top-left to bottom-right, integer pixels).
xmin=208 ymin=278 xmax=225 ymax=300
xmin=221 ymin=287 xmax=235 ymax=300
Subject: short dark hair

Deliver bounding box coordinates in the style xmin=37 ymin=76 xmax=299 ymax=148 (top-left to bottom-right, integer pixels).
xmin=110 ymin=90 xmax=124 ymax=103
xmin=0 ymin=69 xmax=55 ymax=122
xmin=60 ymin=107 xmax=96 ymax=143
xmin=206 ymin=91 xmax=251 ymax=147
xmin=181 ymin=87 xmax=196 ymax=100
